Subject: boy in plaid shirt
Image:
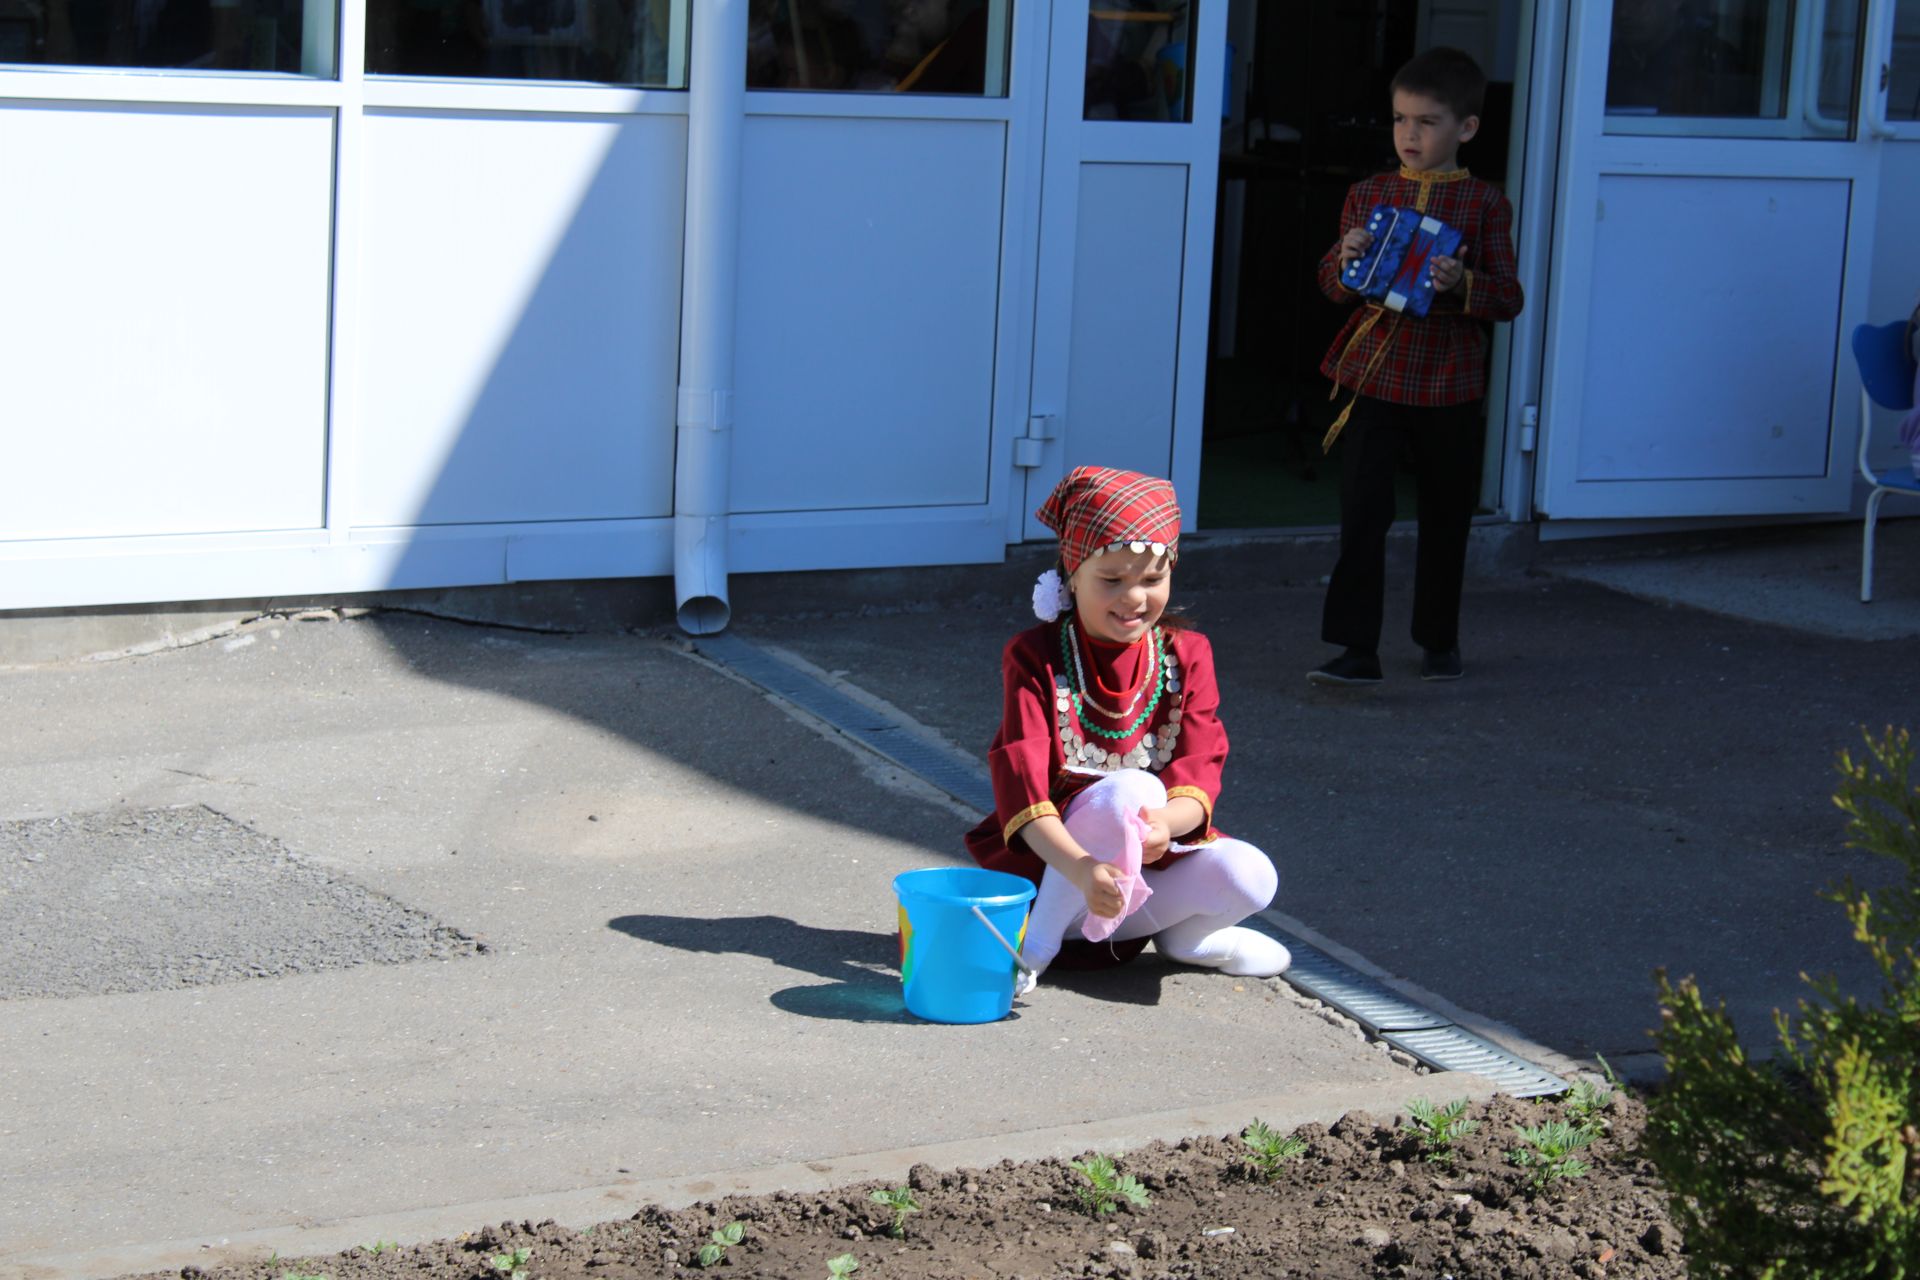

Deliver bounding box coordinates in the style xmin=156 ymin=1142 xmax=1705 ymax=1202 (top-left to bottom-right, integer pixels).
xmin=1307 ymin=47 xmax=1524 ymax=687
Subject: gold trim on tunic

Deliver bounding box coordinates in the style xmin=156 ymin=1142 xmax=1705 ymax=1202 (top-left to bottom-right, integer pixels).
xmin=1003 ymin=801 xmax=1059 ymax=846
xmin=1167 ymin=785 xmax=1214 ymax=830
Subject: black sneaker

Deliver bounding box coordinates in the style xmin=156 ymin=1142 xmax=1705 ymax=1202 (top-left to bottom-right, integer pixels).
xmin=1307 ymin=648 xmax=1383 ymax=686
xmin=1420 ymin=647 xmax=1464 ymax=681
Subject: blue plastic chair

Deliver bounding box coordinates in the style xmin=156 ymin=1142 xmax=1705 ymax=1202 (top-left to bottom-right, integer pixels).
xmin=1851 ymin=320 xmax=1920 ymax=602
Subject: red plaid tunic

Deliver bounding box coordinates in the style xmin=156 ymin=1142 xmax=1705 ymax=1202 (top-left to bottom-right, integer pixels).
xmin=1317 ymin=166 xmax=1524 ymax=407
xmin=965 ymin=622 xmax=1226 ymax=877
xmin=964 ymin=620 xmax=1227 ymax=967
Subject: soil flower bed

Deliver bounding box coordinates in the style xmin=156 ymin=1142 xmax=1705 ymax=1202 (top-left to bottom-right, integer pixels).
xmin=144 ymin=1094 xmax=1686 ymax=1280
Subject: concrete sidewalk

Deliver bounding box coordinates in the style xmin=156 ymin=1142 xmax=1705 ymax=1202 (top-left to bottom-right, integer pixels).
xmin=0 ymin=613 xmax=1461 ymax=1276
xmin=5 ymin=516 xmax=1914 ymax=1275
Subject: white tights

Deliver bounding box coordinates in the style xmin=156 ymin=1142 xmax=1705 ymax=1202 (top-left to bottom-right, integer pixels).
xmin=1019 ymin=770 xmax=1282 ymax=979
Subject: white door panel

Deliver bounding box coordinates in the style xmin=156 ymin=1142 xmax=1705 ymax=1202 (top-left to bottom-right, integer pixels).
xmin=733 ymin=115 xmax=1007 ymax=515
xmin=1020 ymin=0 xmax=1227 ymax=539
xmin=1536 ymin=0 xmax=1886 ymax=520
xmin=1063 ymin=163 xmax=1188 ymax=482
xmin=1576 ymin=173 xmax=1848 ymax=483
xmin=0 ymin=104 xmax=333 ymax=542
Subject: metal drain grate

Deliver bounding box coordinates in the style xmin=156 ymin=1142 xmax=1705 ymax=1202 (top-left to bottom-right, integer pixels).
xmin=1265 ymin=936 xmax=1451 ymax=1033
xmin=1382 ymin=1027 xmax=1568 ymax=1098
xmin=692 ymin=630 xmax=1568 ymax=1096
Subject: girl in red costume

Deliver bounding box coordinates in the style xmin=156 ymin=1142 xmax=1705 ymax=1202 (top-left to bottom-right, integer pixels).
xmin=965 ymin=466 xmax=1291 ymax=993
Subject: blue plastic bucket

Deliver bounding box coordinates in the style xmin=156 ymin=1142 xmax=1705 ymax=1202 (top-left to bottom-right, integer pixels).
xmin=893 ymin=867 xmax=1036 ymax=1024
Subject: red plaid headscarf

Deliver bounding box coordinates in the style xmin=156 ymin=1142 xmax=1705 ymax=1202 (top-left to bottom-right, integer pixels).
xmin=1035 ymin=466 xmax=1181 ymax=574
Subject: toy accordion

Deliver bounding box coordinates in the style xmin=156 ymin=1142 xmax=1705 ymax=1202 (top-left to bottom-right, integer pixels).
xmin=1339 ymin=204 xmax=1464 ymax=317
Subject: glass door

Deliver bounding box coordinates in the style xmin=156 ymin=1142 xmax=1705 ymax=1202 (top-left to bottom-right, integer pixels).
xmin=1534 ymin=0 xmax=1888 ymax=520
xmin=1018 ymin=0 xmax=1226 ymax=538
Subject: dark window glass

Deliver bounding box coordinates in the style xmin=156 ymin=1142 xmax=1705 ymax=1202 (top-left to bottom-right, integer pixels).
xmin=1606 ymin=0 xmax=1867 ymax=138
xmin=0 ymin=0 xmax=324 ymax=72
xmin=1606 ymin=0 xmax=1782 ymax=119
xmin=746 ymin=0 xmax=1008 ymax=94
xmin=366 ymin=0 xmax=681 ymax=84
xmin=1085 ymin=0 xmax=1194 ymax=121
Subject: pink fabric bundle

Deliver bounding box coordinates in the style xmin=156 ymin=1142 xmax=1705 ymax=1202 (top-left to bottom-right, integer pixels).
xmin=1062 ymin=776 xmax=1156 ymax=942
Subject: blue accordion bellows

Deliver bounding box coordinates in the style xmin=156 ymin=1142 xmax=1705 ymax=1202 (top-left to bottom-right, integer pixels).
xmin=1340 ymin=204 xmax=1464 ymax=317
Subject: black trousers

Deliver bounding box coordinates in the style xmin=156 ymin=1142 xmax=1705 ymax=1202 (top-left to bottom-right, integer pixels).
xmin=1320 ymin=395 xmax=1482 ymax=655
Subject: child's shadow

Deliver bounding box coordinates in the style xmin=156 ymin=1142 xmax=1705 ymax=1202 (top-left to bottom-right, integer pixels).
xmin=607 ymin=912 xmax=919 ymax=1024
xmin=606 ymin=913 xmax=1167 ymax=1021
xmin=1041 ymin=958 xmax=1170 ymax=1007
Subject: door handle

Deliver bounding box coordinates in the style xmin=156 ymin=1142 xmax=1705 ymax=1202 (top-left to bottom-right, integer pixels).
xmin=1863 ymin=0 xmax=1897 ymax=138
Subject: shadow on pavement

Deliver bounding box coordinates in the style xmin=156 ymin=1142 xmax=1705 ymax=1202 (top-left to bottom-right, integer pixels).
xmin=608 ymin=912 xmax=927 ymax=1024
xmin=608 ymin=912 xmax=896 ymax=983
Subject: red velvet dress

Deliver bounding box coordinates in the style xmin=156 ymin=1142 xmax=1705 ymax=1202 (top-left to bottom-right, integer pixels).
xmin=964 ymin=619 xmax=1229 ymax=967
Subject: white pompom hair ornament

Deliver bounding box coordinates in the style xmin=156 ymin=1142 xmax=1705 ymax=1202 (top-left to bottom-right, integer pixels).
xmin=1031 ymin=569 xmax=1072 ymax=621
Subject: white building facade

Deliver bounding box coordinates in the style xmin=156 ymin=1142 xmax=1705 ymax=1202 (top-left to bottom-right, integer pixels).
xmin=2 ymin=0 xmax=1918 ymax=628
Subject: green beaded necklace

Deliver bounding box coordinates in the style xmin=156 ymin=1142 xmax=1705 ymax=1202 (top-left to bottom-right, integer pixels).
xmin=1061 ymin=619 xmax=1165 ymax=741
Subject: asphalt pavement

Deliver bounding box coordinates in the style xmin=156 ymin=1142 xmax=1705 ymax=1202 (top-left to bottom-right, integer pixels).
xmin=3 ymin=515 xmax=1915 ymax=1277
xmin=0 ymin=606 xmax=1462 ymax=1278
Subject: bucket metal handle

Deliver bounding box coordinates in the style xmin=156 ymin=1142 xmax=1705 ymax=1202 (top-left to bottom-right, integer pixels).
xmin=970 ymin=904 xmax=1037 ymax=981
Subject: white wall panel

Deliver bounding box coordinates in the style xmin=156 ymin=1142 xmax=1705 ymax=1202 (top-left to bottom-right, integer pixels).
xmin=1061 ymin=162 xmax=1186 ymax=480
xmin=0 ymin=103 xmax=333 ymax=542
xmin=1577 ymin=173 xmax=1848 ymax=483
xmin=732 ymin=115 xmax=1005 ymax=514
xmin=355 ymin=110 xmax=685 ymax=526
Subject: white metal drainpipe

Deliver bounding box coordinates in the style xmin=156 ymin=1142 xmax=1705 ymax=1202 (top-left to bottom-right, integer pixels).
xmin=672 ymin=0 xmax=747 ymax=635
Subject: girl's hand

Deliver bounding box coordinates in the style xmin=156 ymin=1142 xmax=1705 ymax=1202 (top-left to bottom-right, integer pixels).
xmin=1431 ymin=253 xmax=1465 ymax=292
xmin=1338 ymin=227 xmax=1374 ymax=266
xmin=1072 ymin=860 xmax=1126 ymax=919
xmin=1138 ymin=806 xmax=1172 ymax=864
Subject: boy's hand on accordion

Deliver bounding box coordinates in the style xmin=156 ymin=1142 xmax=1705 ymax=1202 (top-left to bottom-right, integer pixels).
xmin=1431 ymin=252 xmax=1466 ymax=292
xmin=1338 ymin=226 xmax=1374 ymax=266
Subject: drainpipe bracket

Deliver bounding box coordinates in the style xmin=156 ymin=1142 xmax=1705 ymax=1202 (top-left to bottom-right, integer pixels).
xmin=677 ymin=387 xmax=735 ymax=432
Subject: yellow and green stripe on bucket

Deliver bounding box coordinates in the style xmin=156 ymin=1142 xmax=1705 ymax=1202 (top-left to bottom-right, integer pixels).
xmin=897 ymin=902 xmax=1029 ymax=985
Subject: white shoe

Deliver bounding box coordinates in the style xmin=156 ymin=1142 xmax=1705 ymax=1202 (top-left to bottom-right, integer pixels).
xmin=1220 ymin=929 xmax=1292 ymax=977
xmin=1158 ymin=925 xmax=1292 ymax=978
xmin=1014 ymin=967 xmax=1038 ymax=997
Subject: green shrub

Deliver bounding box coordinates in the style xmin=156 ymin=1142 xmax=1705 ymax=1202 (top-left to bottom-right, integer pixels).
xmin=1645 ymin=727 xmax=1920 ymax=1278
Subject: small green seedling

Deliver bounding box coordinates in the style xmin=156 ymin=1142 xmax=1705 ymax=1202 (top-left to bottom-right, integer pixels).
xmin=1068 ymin=1154 xmax=1151 ymax=1216
xmin=696 ymin=1221 xmax=745 ymax=1269
xmin=279 ymin=1272 xmax=328 ymax=1280
xmin=826 ymin=1254 xmax=860 ymax=1278
xmin=488 ymin=1248 xmax=532 ymax=1280
xmin=1401 ymin=1097 xmax=1479 ymax=1167
xmin=1239 ymin=1118 xmax=1308 ymax=1182
xmin=361 ymin=1241 xmax=398 ymax=1256
xmin=868 ymin=1186 xmax=920 ymax=1238
xmin=1563 ymin=1077 xmax=1614 ymax=1138
xmin=1509 ymin=1120 xmax=1597 ymax=1191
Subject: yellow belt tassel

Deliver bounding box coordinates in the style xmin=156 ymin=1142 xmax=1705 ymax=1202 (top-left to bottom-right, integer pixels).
xmin=1322 ymin=306 xmax=1402 ymax=453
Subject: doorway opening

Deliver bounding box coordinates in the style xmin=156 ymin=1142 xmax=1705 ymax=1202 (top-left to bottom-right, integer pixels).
xmin=1198 ymin=0 xmax=1527 ymax=529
